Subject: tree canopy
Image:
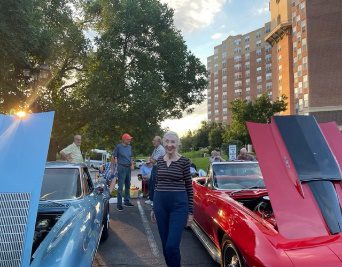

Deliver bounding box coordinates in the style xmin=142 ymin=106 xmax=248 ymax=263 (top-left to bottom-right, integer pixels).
xmin=0 ymin=0 xmax=208 ymax=157
xmin=223 ymin=94 xmax=288 ymax=144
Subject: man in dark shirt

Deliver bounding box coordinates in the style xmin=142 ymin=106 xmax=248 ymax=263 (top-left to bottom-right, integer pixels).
xmin=113 ymin=133 xmax=135 ymax=211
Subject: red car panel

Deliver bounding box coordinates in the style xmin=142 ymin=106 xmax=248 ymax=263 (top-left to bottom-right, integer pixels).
xmin=193 ymin=116 xmax=342 ymax=267
xmin=247 ymin=121 xmax=329 ymax=239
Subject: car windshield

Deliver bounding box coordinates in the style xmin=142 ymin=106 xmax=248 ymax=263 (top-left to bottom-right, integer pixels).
xmin=40 ymin=168 xmax=82 ymax=200
xmin=212 ymin=163 xmax=265 ymax=190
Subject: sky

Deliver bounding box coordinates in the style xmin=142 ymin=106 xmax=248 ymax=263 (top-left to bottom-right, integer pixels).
xmin=160 ymin=0 xmax=271 ymax=136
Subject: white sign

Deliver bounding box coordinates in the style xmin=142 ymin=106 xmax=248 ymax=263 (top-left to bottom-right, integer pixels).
xmin=229 ymin=145 xmax=237 ymax=160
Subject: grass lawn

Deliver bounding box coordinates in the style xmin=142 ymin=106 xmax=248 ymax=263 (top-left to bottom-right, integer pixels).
xmin=190 ymin=157 xmax=209 ymax=171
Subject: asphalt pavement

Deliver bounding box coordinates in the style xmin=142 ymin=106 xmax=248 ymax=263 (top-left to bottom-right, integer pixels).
xmin=93 ymin=170 xmax=218 ymax=267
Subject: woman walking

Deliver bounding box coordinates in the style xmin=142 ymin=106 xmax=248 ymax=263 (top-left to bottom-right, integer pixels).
xmin=151 ymin=131 xmax=193 ymax=267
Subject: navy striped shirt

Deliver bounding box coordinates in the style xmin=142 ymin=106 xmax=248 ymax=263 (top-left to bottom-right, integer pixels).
xmin=155 ymin=156 xmax=193 ymax=213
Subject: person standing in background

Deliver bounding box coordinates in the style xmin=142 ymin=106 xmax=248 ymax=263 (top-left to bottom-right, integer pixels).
xmin=60 ymin=135 xmax=83 ymax=163
xmin=112 ymin=133 xmax=135 ymax=211
xmin=145 ymin=136 xmax=165 ymax=206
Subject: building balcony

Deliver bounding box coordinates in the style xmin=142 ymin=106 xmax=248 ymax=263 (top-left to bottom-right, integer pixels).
xmin=265 ymin=21 xmax=292 ymax=46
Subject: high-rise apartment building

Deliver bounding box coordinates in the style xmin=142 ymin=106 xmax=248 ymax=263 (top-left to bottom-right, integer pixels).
xmin=207 ymin=23 xmax=273 ymax=124
xmin=208 ymin=0 xmax=342 ymax=126
xmin=266 ymin=0 xmax=342 ymax=125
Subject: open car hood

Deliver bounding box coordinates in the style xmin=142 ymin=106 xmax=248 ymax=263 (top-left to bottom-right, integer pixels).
xmin=247 ymin=116 xmax=342 ymax=239
xmin=0 ymin=112 xmax=54 ymax=267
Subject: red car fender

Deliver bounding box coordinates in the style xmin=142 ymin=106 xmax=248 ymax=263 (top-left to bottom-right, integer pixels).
xmin=204 ymin=192 xmax=293 ymax=267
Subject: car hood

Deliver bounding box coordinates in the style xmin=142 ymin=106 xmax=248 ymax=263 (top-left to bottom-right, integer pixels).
xmin=247 ymin=115 xmax=342 ymax=239
xmin=0 ymin=112 xmax=54 ymax=266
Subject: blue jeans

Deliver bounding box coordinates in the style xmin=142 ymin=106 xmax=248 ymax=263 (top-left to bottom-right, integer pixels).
xmin=154 ymin=191 xmax=188 ymax=267
xmin=117 ymin=165 xmax=131 ymax=206
xmin=149 ymin=165 xmax=157 ymax=201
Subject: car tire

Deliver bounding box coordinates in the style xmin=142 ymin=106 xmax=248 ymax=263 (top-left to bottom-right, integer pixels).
xmin=221 ymin=235 xmax=245 ymax=267
xmin=101 ymin=204 xmax=110 ymax=242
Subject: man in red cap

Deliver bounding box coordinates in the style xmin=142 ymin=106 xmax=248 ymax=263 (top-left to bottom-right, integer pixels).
xmin=112 ymin=133 xmax=135 ymax=211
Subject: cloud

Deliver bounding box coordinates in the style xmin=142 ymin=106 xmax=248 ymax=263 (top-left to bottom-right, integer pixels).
xmin=211 ymin=32 xmax=224 ymax=40
xmin=161 ymin=0 xmax=231 ymax=32
xmin=252 ymin=0 xmax=269 ymax=16
xmin=161 ymin=101 xmax=207 ymax=137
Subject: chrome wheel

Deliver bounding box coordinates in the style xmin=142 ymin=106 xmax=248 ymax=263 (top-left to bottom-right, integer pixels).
xmin=221 ymin=237 xmax=243 ymax=267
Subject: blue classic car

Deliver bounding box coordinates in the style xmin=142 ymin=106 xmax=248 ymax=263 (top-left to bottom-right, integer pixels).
xmin=29 ymin=162 xmax=110 ymax=267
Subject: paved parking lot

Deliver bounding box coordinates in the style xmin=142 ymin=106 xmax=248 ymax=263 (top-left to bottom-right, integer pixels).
xmin=93 ymin=171 xmax=218 ymax=267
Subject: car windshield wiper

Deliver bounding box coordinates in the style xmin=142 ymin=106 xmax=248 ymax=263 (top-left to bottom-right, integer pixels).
xmin=230 ymin=181 xmax=265 ymax=195
xmin=39 ymin=198 xmax=63 ymax=205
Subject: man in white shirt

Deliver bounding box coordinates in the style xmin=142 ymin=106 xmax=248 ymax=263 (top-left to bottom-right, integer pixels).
xmin=60 ymin=135 xmax=84 ymax=163
xmin=145 ymin=136 xmax=166 ymax=205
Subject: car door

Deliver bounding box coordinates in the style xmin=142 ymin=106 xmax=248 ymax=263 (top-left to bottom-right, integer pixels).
xmin=194 ymin=166 xmax=217 ymax=239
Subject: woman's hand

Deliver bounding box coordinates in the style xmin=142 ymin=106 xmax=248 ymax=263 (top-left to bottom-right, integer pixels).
xmin=150 ymin=210 xmax=157 ymax=224
xmin=187 ymin=214 xmax=194 ymax=227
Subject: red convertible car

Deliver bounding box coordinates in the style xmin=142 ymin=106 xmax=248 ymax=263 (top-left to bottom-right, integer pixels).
xmin=191 ymin=115 xmax=342 ymax=267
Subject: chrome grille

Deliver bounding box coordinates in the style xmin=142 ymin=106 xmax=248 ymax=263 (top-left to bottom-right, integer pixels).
xmin=39 ymin=202 xmax=70 ymax=209
xmin=0 ymin=193 xmax=30 ymax=267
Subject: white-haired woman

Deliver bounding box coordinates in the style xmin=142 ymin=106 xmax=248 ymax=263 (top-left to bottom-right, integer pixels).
xmin=151 ymin=131 xmax=193 ymax=267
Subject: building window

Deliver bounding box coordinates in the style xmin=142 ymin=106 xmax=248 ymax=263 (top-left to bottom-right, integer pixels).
xmin=234 ymin=55 xmax=242 ymax=62
xmin=257 ymin=76 xmax=262 ymax=83
xmin=266 ymin=73 xmax=272 ymax=81
xmin=266 ymin=54 xmax=272 ymax=62
xmin=245 ymin=36 xmax=250 ymax=42
xmin=256 ymin=58 xmax=262 ymax=64
xmin=257 ymin=66 xmax=262 ymax=73
xmin=246 ymin=87 xmax=250 ymax=92
xmin=302 ymin=38 xmax=307 ymax=51
xmin=266 ymin=45 xmax=272 ymax=53
xmin=303 ymin=75 xmax=308 ymax=88
xmin=256 ymin=49 xmax=262 ymax=56
xmin=234 ymin=72 xmax=242 ymax=79
xmin=234 ymin=64 xmax=242 ymax=71
xmin=300 ymin=2 xmax=305 ymax=10
xmin=266 ymin=82 xmax=272 ymax=90
xmin=234 ymin=47 xmax=241 ymax=54
xmin=234 ymin=39 xmax=241 ymax=46
xmin=256 ymin=31 xmax=261 ymax=39
xmin=222 ymin=76 xmax=227 ymax=83
xmin=245 ymin=45 xmax=250 ymax=52
xmin=304 ymin=94 xmax=308 ymax=108
xmin=245 ymin=53 xmax=250 ymax=60
xmin=246 ymin=78 xmax=250 ymax=86
xmin=301 ymin=20 xmax=306 ymax=32
xmin=245 ymin=62 xmax=250 ymax=70
xmin=246 ymin=95 xmax=251 ymax=101
xmin=303 ymin=56 xmax=308 ymax=69
xmin=257 ymin=84 xmax=262 ymax=92
xmin=245 ymin=70 xmax=250 ymax=77
xmin=222 ymin=52 xmax=227 ymax=58
xmin=299 ymin=99 xmax=303 ymax=111
xmin=222 ymin=68 xmax=227 ymax=76
xmin=256 ymin=40 xmax=262 ymax=47
xmin=222 ymin=62 xmax=227 ymax=68
xmin=234 ymin=80 xmax=242 ymax=88
xmin=266 ymin=63 xmax=272 ymax=72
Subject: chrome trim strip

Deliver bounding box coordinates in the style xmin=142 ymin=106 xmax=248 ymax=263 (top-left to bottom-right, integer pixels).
xmin=190 ymin=220 xmax=221 ymax=264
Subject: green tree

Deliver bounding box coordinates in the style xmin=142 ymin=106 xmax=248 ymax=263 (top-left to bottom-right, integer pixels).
xmin=83 ymin=0 xmax=207 ymax=151
xmin=208 ymin=123 xmax=225 ymax=150
xmin=223 ymin=94 xmax=287 ymax=144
